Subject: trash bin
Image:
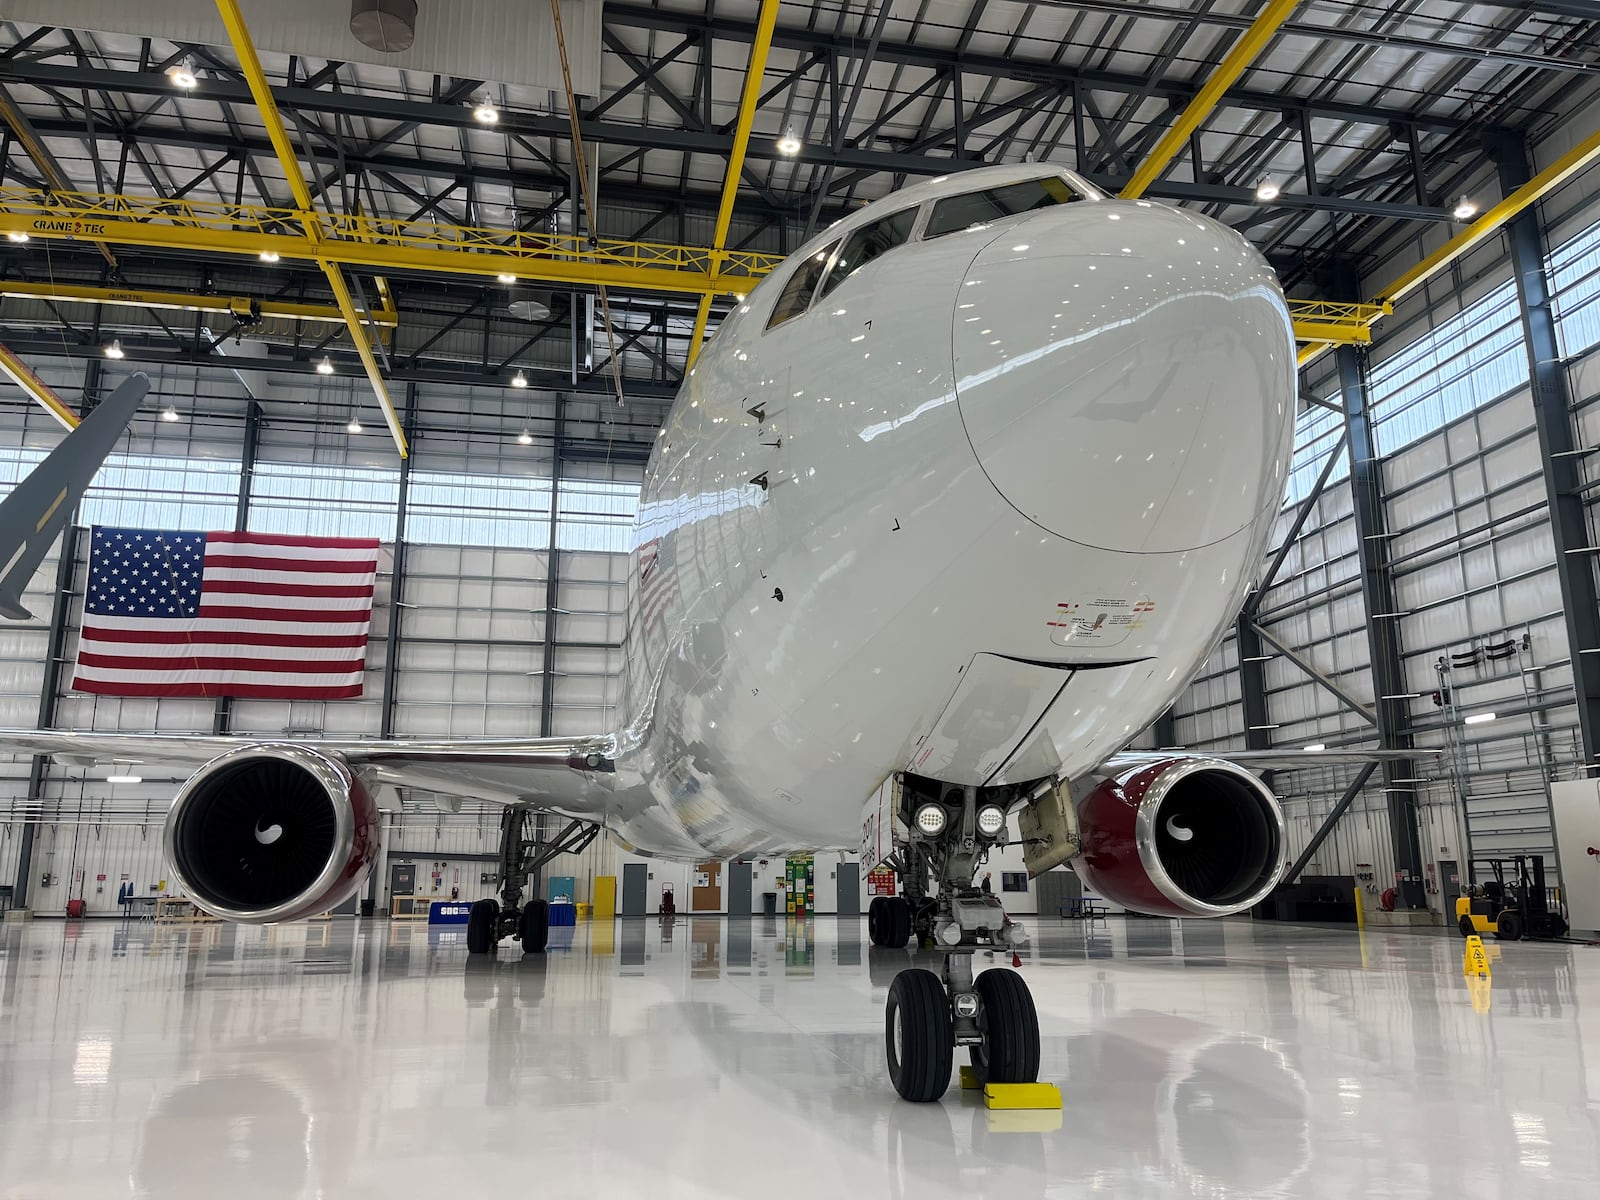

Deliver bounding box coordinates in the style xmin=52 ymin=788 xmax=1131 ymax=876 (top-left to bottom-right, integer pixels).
xmin=762 ymin=892 xmax=777 ymax=916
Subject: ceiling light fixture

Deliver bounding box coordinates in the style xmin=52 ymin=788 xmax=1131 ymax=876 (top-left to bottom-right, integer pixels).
xmin=776 ymin=126 xmax=802 ymax=156
xmin=346 ymin=415 xmax=363 ymax=434
xmin=316 ymin=355 xmax=334 ymax=375
xmin=511 ymin=369 xmax=528 ymax=388
xmin=517 ymin=428 xmax=534 ymax=445
xmin=105 ymin=774 xmax=142 ymax=784
xmin=7 ymin=231 xmax=28 ymax=243
xmin=1464 ymin=711 xmax=1496 ymax=725
xmin=497 ymin=272 xmax=517 ymax=284
xmin=161 ymin=405 xmax=179 ymax=422
xmin=259 ymin=249 xmax=280 ymax=263
xmin=1451 ymin=194 xmax=1478 ymax=221
xmin=473 ymin=96 xmax=500 ymax=124
xmin=1254 ymin=176 xmax=1281 ymax=202
xmin=103 ymin=339 xmax=124 ymax=360
xmin=168 ymin=59 xmax=198 ymax=89
xmin=1303 ymin=743 xmax=1326 ymax=752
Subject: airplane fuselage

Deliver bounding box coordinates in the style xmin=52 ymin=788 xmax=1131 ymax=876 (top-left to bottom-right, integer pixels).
xmin=603 ymin=165 xmax=1297 ymax=860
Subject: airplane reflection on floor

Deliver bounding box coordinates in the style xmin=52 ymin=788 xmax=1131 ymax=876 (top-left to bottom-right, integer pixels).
xmin=2 ymin=917 xmax=1599 ymax=1198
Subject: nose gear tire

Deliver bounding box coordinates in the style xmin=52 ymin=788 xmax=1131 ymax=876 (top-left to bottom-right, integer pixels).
xmin=967 ymin=968 xmax=1040 ymax=1085
xmin=886 ymin=968 xmax=954 ymax=1102
xmin=467 ymin=898 xmax=499 ymax=954
xmin=519 ymin=898 xmax=550 ymax=953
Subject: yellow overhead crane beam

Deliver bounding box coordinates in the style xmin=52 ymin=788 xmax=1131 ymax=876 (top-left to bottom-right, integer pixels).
xmin=687 ymin=0 xmax=784 ymax=371
xmin=214 ymin=0 xmax=409 ymax=457
xmin=0 ymin=279 xmax=397 ymax=327
xmin=1120 ymin=0 xmax=1302 ymax=201
xmin=0 ymin=339 xmax=78 ymax=428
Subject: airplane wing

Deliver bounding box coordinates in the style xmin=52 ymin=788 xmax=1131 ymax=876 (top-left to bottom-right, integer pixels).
xmin=0 ymin=372 xmax=148 ymax=619
xmin=1108 ymin=747 xmax=1440 ymax=771
xmin=0 ymin=728 xmax=617 ymax=814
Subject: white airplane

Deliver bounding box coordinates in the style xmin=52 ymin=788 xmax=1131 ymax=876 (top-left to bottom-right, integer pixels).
xmin=4 ymin=162 xmax=1354 ymax=1102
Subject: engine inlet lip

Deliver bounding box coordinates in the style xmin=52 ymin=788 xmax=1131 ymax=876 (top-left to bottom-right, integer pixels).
xmin=164 ymin=743 xmax=356 ymax=924
xmin=1132 ymin=757 xmax=1285 ymax=917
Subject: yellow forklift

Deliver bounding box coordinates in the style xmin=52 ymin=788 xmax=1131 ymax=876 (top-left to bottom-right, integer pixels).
xmin=1455 ymin=855 xmax=1569 ymax=941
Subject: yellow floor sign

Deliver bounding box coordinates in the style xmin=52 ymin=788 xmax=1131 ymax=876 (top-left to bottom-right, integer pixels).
xmin=1463 ymin=934 xmax=1493 ymax=1013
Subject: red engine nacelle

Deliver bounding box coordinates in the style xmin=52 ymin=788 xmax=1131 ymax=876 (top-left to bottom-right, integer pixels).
xmin=1072 ymin=756 xmax=1285 ymax=917
xmin=163 ymin=744 xmax=381 ymax=923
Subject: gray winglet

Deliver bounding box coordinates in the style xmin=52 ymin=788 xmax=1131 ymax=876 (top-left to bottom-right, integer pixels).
xmin=0 ymin=373 xmax=149 ymax=619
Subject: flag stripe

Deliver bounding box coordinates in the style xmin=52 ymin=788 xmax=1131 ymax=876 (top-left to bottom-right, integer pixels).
xmin=197 ymin=596 xmax=372 ymax=615
xmin=71 ymin=677 xmax=365 ymax=699
xmin=76 ymin=650 xmax=366 ymax=673
xmin=204 ymin=555 xmax=378 ymax=575
xmin=200 ymin=578 xmax=375 ymax=599
xmin=206 ymin=532 xmax=381 ymax=550
xmin=79 ymin=625 xmax=368 ymax=648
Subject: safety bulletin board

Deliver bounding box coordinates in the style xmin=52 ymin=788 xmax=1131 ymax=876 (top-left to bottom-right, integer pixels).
xmin=867 ymin=867 xmax=896 ymax=897
xmin=785 ymin=855 xmax=815 ymax=914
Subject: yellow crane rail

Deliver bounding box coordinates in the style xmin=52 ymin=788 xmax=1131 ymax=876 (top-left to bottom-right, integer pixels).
xmin=0 ymin=187 xmax=784 ymax=296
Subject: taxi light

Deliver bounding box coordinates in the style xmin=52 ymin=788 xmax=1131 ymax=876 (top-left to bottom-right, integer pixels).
xmin=976 ymin=805 xmax=1007 ymax=837
xmin=915 ymin=803 xmax=948 ymax=836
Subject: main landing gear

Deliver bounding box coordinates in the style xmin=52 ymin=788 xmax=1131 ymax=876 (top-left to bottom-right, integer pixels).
xmin=873 ymin=781 xmax=1039 ymax=1102
xmin=466 ymin=804 xmax=600 ymax=956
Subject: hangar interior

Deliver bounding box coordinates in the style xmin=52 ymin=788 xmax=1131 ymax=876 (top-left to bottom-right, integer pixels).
xmin=3 ymin=0 xmax=1600 ymax=1194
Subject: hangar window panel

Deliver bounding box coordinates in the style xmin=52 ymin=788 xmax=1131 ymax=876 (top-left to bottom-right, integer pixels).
xmin=1548 ymin=218 xmax=1600 ymax=359
xmin=408 ymin=470 xmax=553 ymax=549
xmin=249 ymin=462 xmax=399 ymax=540
xmin=1282 ymin=401 xmax=1348 ymax=508
xmin=1370 ymin=282 xmax=1528 ymax=456
xmin=923 ymin=176 xmax=1080 ymax=239
xmin=82 ymin=450 xmax=241 ymax=531
xmin=557 ymin=478 xmax=640 ymax=553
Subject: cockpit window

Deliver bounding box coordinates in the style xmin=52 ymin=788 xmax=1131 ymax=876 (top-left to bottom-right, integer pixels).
xmin=923 ymin=175 xmax=1081 ymax=239
xmin=766 ymin=241 xmax=840 ymax=330
xmin=818 ymin=208 xmax=918 ymax=300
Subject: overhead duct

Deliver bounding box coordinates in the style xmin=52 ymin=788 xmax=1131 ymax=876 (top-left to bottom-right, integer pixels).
xmin=349 ymin=0 xmax=417 ymax=52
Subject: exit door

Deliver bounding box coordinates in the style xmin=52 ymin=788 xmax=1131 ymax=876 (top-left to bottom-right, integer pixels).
xmin=1438 ymin=859 xmax=1461 ymax=914
xmin=621 ymin=863 xmax=647 ymax=917
xmin=728 ymin=861 xmax=753 ymax=916
xmin=835 ymin=862 xmax=860 ymax=916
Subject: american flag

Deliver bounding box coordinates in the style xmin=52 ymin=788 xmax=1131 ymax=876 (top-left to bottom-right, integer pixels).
xmin=70 ymin=528 xmax=381 ymax=699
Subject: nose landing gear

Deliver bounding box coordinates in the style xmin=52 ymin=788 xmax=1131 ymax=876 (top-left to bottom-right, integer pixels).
xmin=875 ymin=781 xmax=1041 ymax=1101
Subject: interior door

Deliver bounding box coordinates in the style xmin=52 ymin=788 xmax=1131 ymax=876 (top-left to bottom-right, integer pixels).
xmin=835 ymin=862 xmax=860 ymax=916
xmin=728 ymin=861 xmax=753 ymax=916
xmin=621 ymin=862 xmax=647 ymax=917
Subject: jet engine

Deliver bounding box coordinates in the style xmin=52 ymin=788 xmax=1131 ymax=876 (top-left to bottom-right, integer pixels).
xmin=163 ymin=744 xmax=380 ymax=923
xmin=1072 ymin=756 xmax=1285 ymax=917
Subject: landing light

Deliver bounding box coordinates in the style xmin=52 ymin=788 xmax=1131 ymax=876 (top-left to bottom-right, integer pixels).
xmin=914 ymin=803 xmax=948 ymax=836
xmin=976 ymin=805 xmax=1007 ymax=837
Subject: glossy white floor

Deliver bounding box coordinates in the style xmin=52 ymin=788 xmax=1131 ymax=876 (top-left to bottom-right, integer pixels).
xmin=2 ymin=914 xmax=1599 ymax=1198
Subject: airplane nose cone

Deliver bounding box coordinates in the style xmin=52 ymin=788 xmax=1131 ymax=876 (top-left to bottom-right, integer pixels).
xmin=952 ymin=202 xmax=1295 ymax=554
